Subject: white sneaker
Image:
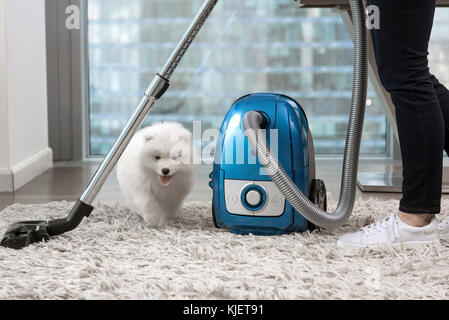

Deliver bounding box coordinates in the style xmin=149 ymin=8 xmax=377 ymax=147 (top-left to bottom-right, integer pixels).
xmin=337 ymin=213 xmax=439 ymax=249
xmin=439 ymin=216 xmax=449 ymax=240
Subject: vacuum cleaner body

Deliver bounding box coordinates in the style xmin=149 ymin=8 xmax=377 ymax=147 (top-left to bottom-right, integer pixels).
xmin=211 ymin=93 xmax=314 ymax=235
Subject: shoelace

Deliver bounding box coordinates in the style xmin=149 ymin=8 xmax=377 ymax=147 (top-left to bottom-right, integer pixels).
xmin=361 ymin=213 xmax=400 ymax=240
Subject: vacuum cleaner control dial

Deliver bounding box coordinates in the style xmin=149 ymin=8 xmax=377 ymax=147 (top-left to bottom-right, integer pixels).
xmin=241 ymin=185 xmax=266 ymax=211
xmin=246 ymin=190 xmax=262 ymax=206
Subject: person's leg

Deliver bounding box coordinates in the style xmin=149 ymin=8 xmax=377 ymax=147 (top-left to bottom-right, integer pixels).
xmin=430 ymin=74 xmax=449 ymax=154
xmin=370 ymin=0 xmax=444 ymax=217
xmin=430 ymin=76 xmax=449 ymax=240
xmin=338 ymin=0 xmax=443 ymax=247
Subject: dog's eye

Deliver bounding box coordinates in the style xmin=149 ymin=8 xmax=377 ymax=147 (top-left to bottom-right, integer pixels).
xmin=155 ymin=156 xmax=161 ymax=161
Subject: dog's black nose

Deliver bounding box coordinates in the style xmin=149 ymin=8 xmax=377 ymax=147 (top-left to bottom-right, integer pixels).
xmin=162 ymin=168 xmax=170 ymax=176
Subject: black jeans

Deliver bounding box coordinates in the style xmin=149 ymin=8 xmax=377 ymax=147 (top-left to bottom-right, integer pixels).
xmin=368 ymin=0 xmax=449 ymax=214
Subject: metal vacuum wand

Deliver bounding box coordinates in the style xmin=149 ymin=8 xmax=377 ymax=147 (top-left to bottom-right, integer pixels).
xmin=1 ymin=0 xmax=219 ymax=250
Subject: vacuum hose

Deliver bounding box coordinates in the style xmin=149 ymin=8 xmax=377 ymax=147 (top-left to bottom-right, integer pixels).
xmin=243 ymin=0 xmax=368 ymax=229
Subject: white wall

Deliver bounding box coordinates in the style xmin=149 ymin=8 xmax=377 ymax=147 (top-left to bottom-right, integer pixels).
xmin=0 ymin=0 xmax=52 ymax=192
xmin=0 ymin=0 xmax=9 ymax=170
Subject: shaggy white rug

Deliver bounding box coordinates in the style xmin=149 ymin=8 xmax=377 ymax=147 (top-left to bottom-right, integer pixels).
xmin=0 ymin=199 xmax=448 ymax=300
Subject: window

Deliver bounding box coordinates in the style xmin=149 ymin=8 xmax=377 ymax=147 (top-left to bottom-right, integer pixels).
xmin=86 ymin=0 xmax=392 ymax=156
xmin=429 ymin=9 xmax=449 ymax=92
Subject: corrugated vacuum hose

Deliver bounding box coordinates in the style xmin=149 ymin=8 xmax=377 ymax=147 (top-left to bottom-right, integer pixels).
xmin=243 ymin=0 xmax=369 ymax=230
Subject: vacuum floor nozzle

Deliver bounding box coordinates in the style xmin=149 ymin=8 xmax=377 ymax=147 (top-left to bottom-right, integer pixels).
xmin=1 ymin=221 xmax=50 ymax=250
xmin=1 ymin=200 xmax=93 ymax=250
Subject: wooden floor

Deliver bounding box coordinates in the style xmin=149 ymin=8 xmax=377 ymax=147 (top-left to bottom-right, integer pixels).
xmin=0 ymin=158 xmax=413 ymax=212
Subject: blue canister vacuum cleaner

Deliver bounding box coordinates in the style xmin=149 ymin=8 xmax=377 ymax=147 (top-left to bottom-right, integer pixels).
xmin=1 ymin=0 xmax=368 ymax=249
xmin=210 ymin=93 xmax=326 ymax=235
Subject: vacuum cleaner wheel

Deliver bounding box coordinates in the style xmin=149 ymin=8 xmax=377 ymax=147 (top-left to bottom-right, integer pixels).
xmin=308 ymin=179 xmax=328 ymax=231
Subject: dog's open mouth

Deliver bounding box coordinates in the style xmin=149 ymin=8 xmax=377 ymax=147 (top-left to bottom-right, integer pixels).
xmin=159 ymin=175 xmax=174 ymax=186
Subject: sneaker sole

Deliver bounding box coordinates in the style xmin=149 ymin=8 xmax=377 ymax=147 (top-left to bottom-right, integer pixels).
xmin=439 ymin=233 xmax=449 ymax=240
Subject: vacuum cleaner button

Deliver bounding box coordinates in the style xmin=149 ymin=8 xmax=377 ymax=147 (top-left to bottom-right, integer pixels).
xmin=246 ymin=190 xmax=262 ymax=206
xmin=271 ymin=196 xmax=283 ymax=206
xmin=241 ymin=185 xmax=267 ymax=212
xmin=227 ymin=194 xmax=238 ymax=204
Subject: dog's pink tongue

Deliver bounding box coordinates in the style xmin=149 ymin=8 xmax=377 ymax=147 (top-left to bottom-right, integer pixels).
xmin=160 ymin=175 xmax=173 ymax=186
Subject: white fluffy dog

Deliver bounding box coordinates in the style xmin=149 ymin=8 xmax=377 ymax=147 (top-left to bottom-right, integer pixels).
xmin=117 ymin=122 xmax=197 ymax=227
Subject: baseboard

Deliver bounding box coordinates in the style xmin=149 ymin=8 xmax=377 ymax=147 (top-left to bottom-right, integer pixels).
xmin=0 ymin=168 xmax=13 ymax=192
xmin=0 ymin=148 xmax=53 ymax=192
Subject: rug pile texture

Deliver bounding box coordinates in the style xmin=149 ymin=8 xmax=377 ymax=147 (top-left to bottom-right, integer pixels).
xmin=1 ymin=199 xmax=448 ymax=300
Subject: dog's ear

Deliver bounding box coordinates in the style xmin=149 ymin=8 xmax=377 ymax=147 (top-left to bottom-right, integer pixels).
xmin=143 ymin=134 xmax=154 ymax=142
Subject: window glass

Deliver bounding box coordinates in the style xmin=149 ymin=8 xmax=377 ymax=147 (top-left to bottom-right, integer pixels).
xmin=87 ymin=0 xmax=392 ymax=156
